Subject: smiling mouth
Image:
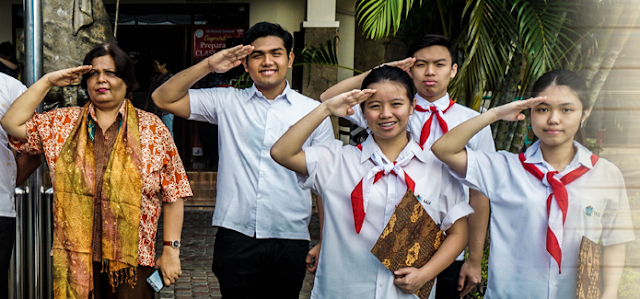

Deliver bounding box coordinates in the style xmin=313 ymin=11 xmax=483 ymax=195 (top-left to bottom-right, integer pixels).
xmin=379 ymin=122 xmax=396 ymax=128
xmin=260 ymin=70 xmax=277 ymax=76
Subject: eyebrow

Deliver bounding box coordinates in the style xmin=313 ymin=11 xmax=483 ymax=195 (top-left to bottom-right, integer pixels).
xmin=415 ymin=58 xmax=448 ymax=64
xmin=537 ymin=102 xmax=578 ymax=106
xmin=251 ymin=48 xmax=286 ymax=55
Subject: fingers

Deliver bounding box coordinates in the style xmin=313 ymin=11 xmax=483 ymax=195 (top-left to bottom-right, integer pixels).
xmin=457 ymin=274 xmax=466 ymax=291
xmin=393 ymin=267 xmax=413 ymax=277
xmin=227 ymin=44 xmax=254 ymax=59
xmin=460 ymin=283 xmax=477 ymax=297
xmin=347 ymin=88 xmax=376 ymax=104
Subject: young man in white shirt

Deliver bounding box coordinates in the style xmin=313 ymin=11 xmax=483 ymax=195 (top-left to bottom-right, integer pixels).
xmin=0 ymin=73 xmax=42 ymax=299
xmin=152 ymin=22 xmax=334 ymax=298
xmin=320 ymin=35 xmax=494 ymax=298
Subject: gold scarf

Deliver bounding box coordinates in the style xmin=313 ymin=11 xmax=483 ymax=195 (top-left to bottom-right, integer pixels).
xmin=52 ymin=100 xmax=143 ymax=298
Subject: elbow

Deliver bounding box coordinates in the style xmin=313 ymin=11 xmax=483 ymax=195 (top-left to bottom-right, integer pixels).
xmin=151 ymin=91 xmax=166 ymax=110
xmin=270 ymin=146 xmax=283 ymax=166
xmin=0 ymin=115 xmax=12 ymax=133
xmin=431 ymin=141 xmax=445 ymax=160
xmin=319 ymin=91 xmax=329 ymax=102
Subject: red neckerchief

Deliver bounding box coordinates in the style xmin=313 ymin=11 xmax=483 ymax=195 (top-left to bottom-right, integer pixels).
xmin=350 ymin=143 xmax=416 ymax=233
xmin=519 ymin=152 xmax=598 ymax=273
xmin=414 ymin=99 xmax=455 ymax=148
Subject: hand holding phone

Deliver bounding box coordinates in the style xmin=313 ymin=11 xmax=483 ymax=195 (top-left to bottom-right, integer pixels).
xmin=146 ymin=269 xmax=164 ymax=292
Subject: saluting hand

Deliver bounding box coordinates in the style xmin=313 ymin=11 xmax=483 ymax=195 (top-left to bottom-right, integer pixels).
xmin=208 ymin=44 xmax=255 ymax=73
xmin=383 ymin=57 xmax=416 ymax=73
xmin=45 ymin=65 xmax=92 ymax=87
xmin=324 ymin=89 xmax=376 ymax=118
xmin=490 ymin=96 xmax=547 ymax=122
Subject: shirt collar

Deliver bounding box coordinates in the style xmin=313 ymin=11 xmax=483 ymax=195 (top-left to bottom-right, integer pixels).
xmin=358 ymin=134 xmax=426 ymax=164
xmin=523 ymin=140 xmax=595 ymax=171
xmin=88 ymin=100 xmax=128 ymax=121
xmin=248 ymin=81 xmax=293 ymax=104
xmin=415 ymin=92 xmax=450 ymax=110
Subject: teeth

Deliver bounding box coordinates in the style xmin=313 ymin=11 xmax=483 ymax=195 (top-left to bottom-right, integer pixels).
xmin=380 ymin=122 xmax=394 ymax=127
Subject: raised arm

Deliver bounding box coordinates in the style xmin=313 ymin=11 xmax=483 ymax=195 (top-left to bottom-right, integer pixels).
xmin=0 ymin=66 xmax=91 ymax=140
xmin=271 ymin=89 xmax=375 ymax=175
xmin=319 ymin=58 xmax=415 ymax=102
xmin=431 ymin=97 xmax=546 ymax=176
xmin=152 ymin=45 xmax=254 ymax=118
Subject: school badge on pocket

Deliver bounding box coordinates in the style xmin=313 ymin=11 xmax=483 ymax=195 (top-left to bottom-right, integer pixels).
xmin=586 ymin=205 xmax=594 ymax=216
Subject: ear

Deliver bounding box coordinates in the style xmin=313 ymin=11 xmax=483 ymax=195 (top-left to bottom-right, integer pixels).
xmin=450 ymin=63 xmax=458 ymax=78
xmin=242 ymin=57 xmax=249 ymax=72
xmin=581 ymin=109 xmax=591 ymax=123
xmin=288 ymin=51 xmax=295 ymax=68
xmin=409 ymin=98 xmax=416 ymax=115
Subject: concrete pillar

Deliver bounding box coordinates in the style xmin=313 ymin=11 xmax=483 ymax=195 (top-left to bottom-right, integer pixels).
xmin=302 ymin=0 xmax=340 ymax=136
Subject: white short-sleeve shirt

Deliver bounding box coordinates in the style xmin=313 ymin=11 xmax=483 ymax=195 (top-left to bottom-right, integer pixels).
xmin=346 ymin=92 xmax=495 ymax=260
xmin=0 ymin=73 xmax=26 ymax=218
xmin=300 ymin=135 xmax=472 ymax=299
xmin=189 ymin=82 xmax=334 ymax=240
xmin=452 ymin=140 xmax=635 ymax=299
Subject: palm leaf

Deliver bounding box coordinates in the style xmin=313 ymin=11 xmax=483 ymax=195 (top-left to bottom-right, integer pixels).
xmin=356 ymin=0 xmax=421 ymax=39
xmin=293 ymin=37 xmax=363 ymax=85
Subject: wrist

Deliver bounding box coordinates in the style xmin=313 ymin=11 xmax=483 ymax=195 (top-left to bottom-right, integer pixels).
xmin=319 ymin=102 xmax=333 ymax=117
xmin=163 ymin=240 xmax=181 ymax=250
xmin=466 ymin=256 xmax=483 ymax=266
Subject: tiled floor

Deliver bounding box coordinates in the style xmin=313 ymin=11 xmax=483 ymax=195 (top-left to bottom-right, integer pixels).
xmin=156 ymin=209 xmax=320 ymax=299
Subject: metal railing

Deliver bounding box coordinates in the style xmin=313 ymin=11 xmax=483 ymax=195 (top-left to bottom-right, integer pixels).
xmin=11 ymin=187 xmax=53 ymax=299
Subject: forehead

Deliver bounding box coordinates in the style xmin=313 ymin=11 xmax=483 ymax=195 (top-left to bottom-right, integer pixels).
xmin=537 ymin=85 xmax=582 ymax=107
xmin=413 ymin=45 xmax=451 ymax=63
xmin=91 ymin=55 xmax=116 ymax=68
xmin=250 ymin=35 xmax=286 ymax=51
xmin=366 ymin=81 xmax=410 ymax=101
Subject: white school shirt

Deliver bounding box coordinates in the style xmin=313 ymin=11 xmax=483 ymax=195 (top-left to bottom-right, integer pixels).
xmin=347 ymin=92 xmax=495 ymax=260
xmin=299 ymin=135 xmax=473 ymax=299
xmin=0 ymin=73 xmax=26 ymax=218
xmin=189 ymin=82 xmax=334 ymax=240
xmin=451 ymin=140 xmax=635 ymax=299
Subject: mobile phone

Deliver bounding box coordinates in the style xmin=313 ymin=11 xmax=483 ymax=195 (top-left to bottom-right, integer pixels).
xmin=146 ymin=269 xmax=164 ymax=292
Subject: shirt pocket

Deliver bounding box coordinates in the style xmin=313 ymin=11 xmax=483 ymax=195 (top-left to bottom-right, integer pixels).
xmin=574 ymin=196 xmax=608 ymax=242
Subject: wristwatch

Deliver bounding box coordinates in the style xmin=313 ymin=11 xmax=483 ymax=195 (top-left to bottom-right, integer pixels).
xmin=163 ymin=240 xmax=181 ymax=249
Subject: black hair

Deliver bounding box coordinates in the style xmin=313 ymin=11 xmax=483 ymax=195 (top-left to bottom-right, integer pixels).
xmin=406 ymin=35 xmax=456 ymax=66
xmin=0 ymin=42 xmax=14 ymax=58
xmin=532 ymin=69 xmax=588 ymax=110
xmin=243 ymin=22 xmax=293 ymax=54
xmin=360 ymin=66 xmax=415 ymax=110
xmin=151 ymin=51 xmax=169 ymax=66
xmin=81 ymin=43 xmax=139 ymax=99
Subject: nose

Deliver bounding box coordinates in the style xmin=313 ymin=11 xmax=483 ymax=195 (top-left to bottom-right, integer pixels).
xmin=380 ymin=105 xmax=393 ymax=118
xmin=547 ymin=110 xmax=560 ymax=125
xmin=425 ymin=64 xmax=436 ymax=75
xmin=97 ymin=71 xmax=107 ymax=82
xmin=262 ymin=54 xmax=274 ymax=66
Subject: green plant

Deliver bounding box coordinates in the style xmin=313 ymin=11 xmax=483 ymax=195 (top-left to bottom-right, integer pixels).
xmin=293 ymin=37 xmax=363 ymax=85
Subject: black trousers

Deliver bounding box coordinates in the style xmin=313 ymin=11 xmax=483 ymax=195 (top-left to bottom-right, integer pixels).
xmin=0 ymin=217 xmax=16 ymax=299
xmin=212 ymin=227 xmax=308 ymax=299
xmin=436 ymin=260 xmax=464 ymax=299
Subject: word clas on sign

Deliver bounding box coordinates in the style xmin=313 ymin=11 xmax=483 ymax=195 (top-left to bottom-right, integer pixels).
xmin=193 ymin=28 xmax=245 ymax=62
